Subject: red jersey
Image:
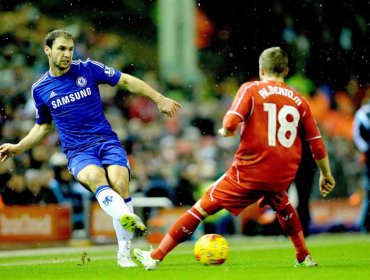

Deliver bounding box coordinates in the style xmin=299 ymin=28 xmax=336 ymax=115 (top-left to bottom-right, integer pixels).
xmin=223 ymin=80 xmax=324 ymax=192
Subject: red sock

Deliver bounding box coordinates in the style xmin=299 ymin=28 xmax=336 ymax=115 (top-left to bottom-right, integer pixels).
xmin=276 ymin=203 xmax=309 ymax=262
xmin=290 ymin=231 xmax=309 ymax=262
xmin=151 ymin=207 xmax=204 ymax=261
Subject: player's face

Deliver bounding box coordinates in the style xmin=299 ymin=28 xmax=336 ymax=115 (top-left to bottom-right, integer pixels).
xmin=47 ymin=37 xmax=74 ymax=72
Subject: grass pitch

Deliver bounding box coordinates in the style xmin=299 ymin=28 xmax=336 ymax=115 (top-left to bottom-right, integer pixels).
xmin=0 ymin=233 xmax=369 ymax=280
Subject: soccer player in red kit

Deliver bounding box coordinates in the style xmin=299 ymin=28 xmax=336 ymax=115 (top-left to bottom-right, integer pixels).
xmin=134 ymin=47 xmax=335 ymax=269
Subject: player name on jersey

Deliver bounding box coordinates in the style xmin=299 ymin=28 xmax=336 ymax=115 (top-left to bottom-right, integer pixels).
xmin=258 ymin=85 xmax=302 ymax=106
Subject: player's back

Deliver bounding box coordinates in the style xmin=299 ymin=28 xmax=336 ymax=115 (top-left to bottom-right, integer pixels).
xmin=231 ymin=80 xmax=312 ymax=190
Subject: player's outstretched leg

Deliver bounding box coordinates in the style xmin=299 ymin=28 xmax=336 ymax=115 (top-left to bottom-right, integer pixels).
xmin=134 ymin=206 xmax=205 ymax=270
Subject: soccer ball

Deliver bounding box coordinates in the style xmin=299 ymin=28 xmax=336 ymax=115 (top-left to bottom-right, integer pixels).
xmin=194 ymin=234 xmax=229 ymax=265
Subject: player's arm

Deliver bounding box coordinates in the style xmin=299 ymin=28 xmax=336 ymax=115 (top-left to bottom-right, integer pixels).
xmin=305 ymin=123 xmax=335 ymax=197
xmin=218 ymin=83 xmax=252 ymax=137
xmin=313 ymin=152 xmax=335 ymax=198
xmin=117 ymin=73 xmax=182 ymax=117
xmin=0 ymin=123 xmax=52 ymax=163
xmin=218 ymin=113 xmax=240 ymax=137
xmin=301 ymin=99 xmax=335 ymax=197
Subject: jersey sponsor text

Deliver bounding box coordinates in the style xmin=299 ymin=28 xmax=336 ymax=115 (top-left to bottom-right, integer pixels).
xmin=51 ymin=87 xmax=92 ymax=109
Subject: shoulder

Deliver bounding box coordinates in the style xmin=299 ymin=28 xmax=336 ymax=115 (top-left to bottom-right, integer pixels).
xmin=240 ymin=81 xmax=260 ymax=91
xmin=75 ymin=58 xmax=117 ymax=77
xmin=235 ymin=81 xmax=261 ymax=98
xmin=31 ymin=72 xmax=49 ymax=96
xmin=72 ymin=58 xmax=104 ymax=69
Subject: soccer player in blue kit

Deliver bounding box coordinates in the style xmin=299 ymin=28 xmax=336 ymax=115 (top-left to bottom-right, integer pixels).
xmin=0 ymin=29 xmax=182 ymax=267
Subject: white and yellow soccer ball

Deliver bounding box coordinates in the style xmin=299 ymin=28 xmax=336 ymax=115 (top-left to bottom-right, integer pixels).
xmin=194 ymin=234 xmax=229 ymax=265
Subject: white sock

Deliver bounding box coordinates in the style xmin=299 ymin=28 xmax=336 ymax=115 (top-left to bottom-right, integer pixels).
xmin=95 ymin=186 xmax=129 ymax=220
xmin=114 ymin=219 xmax=133 ymax=256
xmin=113 ymin=196 xmax=135 ymax=257
xmin=124 ymin=197 xmax=134 ymax=213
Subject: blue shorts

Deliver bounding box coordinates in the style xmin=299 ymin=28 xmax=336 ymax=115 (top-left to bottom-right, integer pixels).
xmin=67 ymin=140 xmax=130 ymax=179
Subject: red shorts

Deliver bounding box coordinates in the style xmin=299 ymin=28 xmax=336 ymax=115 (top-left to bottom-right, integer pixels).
xmin=201 ymin=174 xmax=290 ymax=216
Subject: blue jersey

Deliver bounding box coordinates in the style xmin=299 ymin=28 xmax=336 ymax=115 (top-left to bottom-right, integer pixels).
xmin=31 ymin=59 xmax=122 ymax=157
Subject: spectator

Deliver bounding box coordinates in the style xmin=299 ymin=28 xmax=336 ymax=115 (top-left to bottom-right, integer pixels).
xmin=352 ymin=102 xmax=370 ymax=232
xmin=24 ymin=168 xmax=58 ymax=205
xmin=0 ymin=170 xmax=29 ymax=205
xmin=49 ymin=152 xmax=91 ymax=231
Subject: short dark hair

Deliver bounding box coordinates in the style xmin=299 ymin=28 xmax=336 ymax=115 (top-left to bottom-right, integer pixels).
xmin=44 ymin=29 xmax=75 ymax=48
xmin=259 ymin=47 xmax=288 ymax=77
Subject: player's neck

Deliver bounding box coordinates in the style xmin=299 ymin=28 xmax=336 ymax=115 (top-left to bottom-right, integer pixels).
xmin=262 ymin=76 xmax=284 ymax=83
xmin=49 ymin=66 xmax=70 ymax=77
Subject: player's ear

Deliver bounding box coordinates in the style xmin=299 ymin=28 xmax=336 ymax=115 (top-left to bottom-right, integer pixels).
xmin=259 ymin=65 xmax=265 ymax=76
xmin=44 ymin=45 xmax=51 ymax=56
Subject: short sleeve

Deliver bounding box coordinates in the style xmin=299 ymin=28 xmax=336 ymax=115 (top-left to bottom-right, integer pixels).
xmin=227 ymin=82 xmax=254 ymax=121
xmin=86 ymin=59 xmax=121 ymax=86
xmin=301 ymin=101 xmax=321 ymax=141
xmin=32 ymin=89 xmax=52 ymax=124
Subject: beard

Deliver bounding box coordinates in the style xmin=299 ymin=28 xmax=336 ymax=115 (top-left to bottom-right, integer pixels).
xmin=50 ymin=56 xmax=71 ymax=71
xmin=55 ymin=61 xmax=71 ymax=70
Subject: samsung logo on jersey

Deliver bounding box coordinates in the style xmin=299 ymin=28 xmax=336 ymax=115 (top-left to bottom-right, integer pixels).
xmin=51 ymin=87 xmax=92 ymax=109
xmin=258 ymin=86 xmax=302 ymax=106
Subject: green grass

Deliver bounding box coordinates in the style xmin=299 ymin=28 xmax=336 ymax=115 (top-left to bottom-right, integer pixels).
xmin=1 ymin=233 xmax=370 ymax=280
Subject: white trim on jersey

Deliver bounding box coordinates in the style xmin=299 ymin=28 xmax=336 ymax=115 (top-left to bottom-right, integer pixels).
xmin=31 ymin=72 xmax=48 ymax=92
xmin=226 ymin=110 xmax=244 ymax=121
xmin=306 ymin=135 xmax=322 ymax=141
xmin=247 ymin=96 xmax=255 ymax=119
xmin=71 ymin=59 xmax=82 ymax=65
xmin=209 ymin=174 xmax=226 ymax=202
xmin=230 ymin=82 xmax=258 ymax=121
xmin=90 ymin=59 xmax=106 ymax=69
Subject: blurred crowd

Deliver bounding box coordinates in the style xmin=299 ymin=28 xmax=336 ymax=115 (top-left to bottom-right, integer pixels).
xmin=0 ymin=4 xmax=369 ymax=236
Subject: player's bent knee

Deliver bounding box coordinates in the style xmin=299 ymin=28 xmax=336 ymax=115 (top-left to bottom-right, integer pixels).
xmin=196 ymin=195 xmax=223 ymax=217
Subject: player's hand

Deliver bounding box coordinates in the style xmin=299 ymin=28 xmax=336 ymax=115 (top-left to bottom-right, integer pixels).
xmin=0 ymin=143 xmax=18 ymax=163
xmin=157 ymin=97 xmax=182 ymax=117
xmin=218 ymin=128 xmax=236 ymax=137
xmin=319 ymin=173 xmax=335 ymax=198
